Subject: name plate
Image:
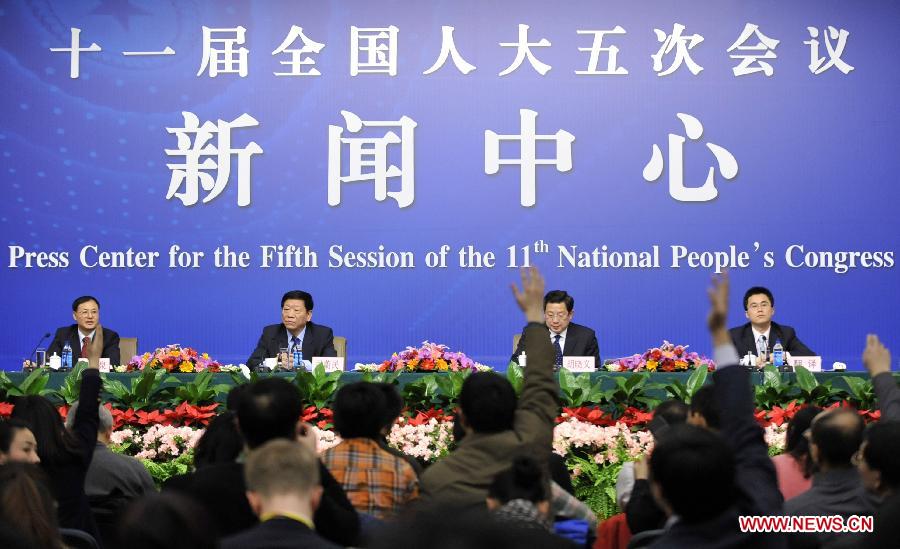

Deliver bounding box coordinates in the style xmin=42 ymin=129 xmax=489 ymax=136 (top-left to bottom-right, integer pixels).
xmin=99 ymin=358 xmax=111 ymax=372
xmin=788 ymin=356 xmax=822 ymax=372
xmin=563 ymin=356 xmax=596 ymax=372
xmin=314 ymin=357 xmax=345 ymax=372
xmin=263 ymin=357 xmax=278 ymax=369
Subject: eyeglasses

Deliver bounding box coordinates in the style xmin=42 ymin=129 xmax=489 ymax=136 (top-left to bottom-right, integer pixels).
xmin=545 ymin=312 xmax=570 ymax=320
xmin=851 ymin=450 xmax=864 ymax=467
xmin=747 ymin=302 xmax=771 ymax=310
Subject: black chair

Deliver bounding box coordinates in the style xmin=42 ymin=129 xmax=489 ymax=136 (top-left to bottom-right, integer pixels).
xmin=59 ymin=528 xmax=100 ymax=549
xmin=627 ymin=528 xmax=665 ymax=549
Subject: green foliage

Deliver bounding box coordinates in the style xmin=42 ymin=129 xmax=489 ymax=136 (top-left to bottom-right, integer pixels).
xmin=558 ymin=370 xmax=606 ymax=407
xmin=171 ymin=371 xmax=231 ymax=405
xmin=401 ymin=375 xmax=443 ymax=410
xmin=432 ymin=371 xmax=471 ymax=408
xmin=227 ymin=369 xmax=257 ymax=385
xmin=606 ymin=372 xmax=659 ymax=412
xmin=0 ymin=368 xmax=53 ymax=398
xmin=838 ymin=376 xmax=876 ymax=410
xmin=359 ymin=371 xmax=402 ymax=385
xmin=793 ymin=366 xmax=833 ymax=406
xmin=294 ymin=364 xmax=342 ymax=408
xmin=660 ymin=365 xmax=709 ymax=404
xmin=567 ymin=453 xmax=625 ymax=521
xmin=506 ymin=363 xmax=524 ymax=396
xmin=49 ymin=363 xmax=88 ymax=405
xmin=753 ymin=366 xmax=796 ymax=410
xmin=140 ymin=451 xmax=194 ymax=486
xmin=103 ymin=368 xmax=176 ymax=410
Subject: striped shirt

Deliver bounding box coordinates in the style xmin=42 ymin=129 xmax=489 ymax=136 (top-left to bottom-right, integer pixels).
xmin=322 ymin=438 xmax=418 ymax=519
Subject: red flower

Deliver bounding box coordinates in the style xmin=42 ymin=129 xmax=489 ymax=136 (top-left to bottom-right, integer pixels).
xmin=754 ymin=409 xmax=771 ymax=427
xmin=57 ymin=405 xmax=70 ymax=420
xmin=110 ymin=407 xmax=138 ymax=429
xmin=137 ymin=409 xmax=171 ymax=426
xmin=407 ymin=407 xmax=452 ymax=426
xmin=767 ymin=401 xmax=801 ymax=427
xmin=167 ymin=402 xmax=219 ymax=426
xmin=0 ymin=402 xmax=13 ymax=418
xmin=560 ymin=407 xmax=615 ymax=426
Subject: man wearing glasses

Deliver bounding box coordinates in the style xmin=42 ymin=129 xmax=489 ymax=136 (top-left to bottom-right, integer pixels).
xmin=510 ymin=290 xmax=600 ymax=369
xmin=729 ymin=286 xmax=814 ymax=366
xmin=246 ymin=290 xmax=337 ymax=371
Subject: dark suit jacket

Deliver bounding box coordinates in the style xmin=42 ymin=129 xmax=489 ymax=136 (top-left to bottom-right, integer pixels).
xmin=163 ymin=459 xmax=359 ymax=546
xmin=221 ymin=517 xmax=341 ymax=549
xmin=510 ymin=322 xmax=600 ymax=366
xmin=650 ymin=365 xmax=786 ymax=548
xmin=247 ymin=322 xmax=337 ymax=369
xmin=728 ymin=321 xmax=814 ymax=359
xmin=47 ymin=325 xmax=121 ymax=365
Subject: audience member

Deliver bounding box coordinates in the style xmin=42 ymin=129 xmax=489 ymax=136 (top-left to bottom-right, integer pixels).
xmin=646 ymin=272 xmax=784 ymax=547
xmin=0 ymin=463 xmax=66 ymax=549
xmin=118 ymin=492 xmax=216 ymax=549
xmin=487 ymin=455 xmax=553 ymax=532
xmin=0 ymin=419 xmax=40 ymax=464
xmin=863 ymin=334 xmax=900 ymax=421
xmin=10 ymin=329 xmax=104 ymax=539
xmin=322 ymin=382 xmax=418 ymax=519
xmin=771 ymin=406 xmax=821 ymax=501
xmin=373 ymin=381 xmax=423 ymax=477
xmin=65 ymin=401 xmax=155 ymax=501
xmin=617 ymin=399 xmax=688 ymax=510
xmin=163 ymin=377 xmax=360 ymax=545
xmin=222 ymin=439 xmax=340 ymax=549
xmin=857 ymin=421 xmax=900 ymax=548
xmin=420 ymin=266 xmax=558 ymax=508
xmin=370 ymin=506 xmax=575 ymax=549
xmin=784 ymin=408 xmax=875 ymax=545
xmin=686 ymin=384 xmax=722 ymax=430
xmin=192 ymin=410 xmax=244 ymax=468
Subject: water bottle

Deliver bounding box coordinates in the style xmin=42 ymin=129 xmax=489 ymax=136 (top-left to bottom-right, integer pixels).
xmin=62 ymin=341 xmax=72 ymax=370
xmin=293 ymin=348 xmax=303 ymax=369
xmin=772 ymin=340 xmax=784 ymax=368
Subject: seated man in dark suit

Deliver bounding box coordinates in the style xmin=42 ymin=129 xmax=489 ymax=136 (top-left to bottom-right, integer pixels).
xmin=510 ymin=290 xmax=600 ymax=368
xmin=729 ymin=286 xmax=814 ymax=365
xmin=247 ymin=290 xmax=337 ymax=370
xmin=47 ymin=295 xmax=120 ymax=365
xmin=221 ymin=439 xmax=340 ymax=549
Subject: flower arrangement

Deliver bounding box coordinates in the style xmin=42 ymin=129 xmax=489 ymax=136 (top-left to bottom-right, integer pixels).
xmin=110 ymin=424 xmax=203 ymax=461
xmin=605 ymin=340 xmax=715 ymax=372
xmin=356 ymin=341 xmax=490 ymax=373
xmin=386 ymin=414 xmax=455 ymax=462
xmin=553 ymin=418 xmax=655 ymax=465
xmin=126 ymin=344 xmax=222 ymax=373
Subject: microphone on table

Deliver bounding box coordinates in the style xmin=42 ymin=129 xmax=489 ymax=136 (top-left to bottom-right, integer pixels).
xmin=28 ymin=332 xmax=51 ymax=361
xmin=24 ymin=332 xmax=51 ymax=371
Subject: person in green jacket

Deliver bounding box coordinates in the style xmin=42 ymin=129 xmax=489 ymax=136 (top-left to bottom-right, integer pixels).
xmin=420 ymin=266 xmax=559 ymax=509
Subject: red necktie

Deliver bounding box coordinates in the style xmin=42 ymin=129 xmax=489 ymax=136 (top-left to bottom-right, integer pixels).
xmin=81 ymin=336 xmax=91 ymax=360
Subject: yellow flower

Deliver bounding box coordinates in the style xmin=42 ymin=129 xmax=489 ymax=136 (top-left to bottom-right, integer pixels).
xmin=674 ymin=360 xmax=688 ymax=371
xmin=436 ymin=359 xmax=448 ymax=371
xmin=202 ymin=353 xmax=209 ymax=359
xmin=179 ymin=362 xmax=194 ymax=372
xmin=646 ymin=360 xmax=658 ymax=371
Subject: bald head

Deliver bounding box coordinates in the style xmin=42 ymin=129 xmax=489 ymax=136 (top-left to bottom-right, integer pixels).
xmin=811 ymin=408 xmax=864 ymax=469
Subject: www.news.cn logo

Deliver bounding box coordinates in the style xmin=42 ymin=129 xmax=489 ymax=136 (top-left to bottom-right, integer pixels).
xmin=739 ymin=515 xmax=873 ymax=533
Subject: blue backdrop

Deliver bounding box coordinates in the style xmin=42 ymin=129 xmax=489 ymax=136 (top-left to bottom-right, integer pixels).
xmin=2 ymin=0 xmax=898 ymax=369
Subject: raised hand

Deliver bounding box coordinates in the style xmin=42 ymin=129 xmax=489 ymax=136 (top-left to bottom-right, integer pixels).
xmin=88 ymin=324 xmax=104 ymax=370
xmin=706 ymin=272 xmax=730 ymax=346
xmin=863 ymin=334 xmax=891 ymax=377
xmin=511 ymin=266 xmax=546 ymax=324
